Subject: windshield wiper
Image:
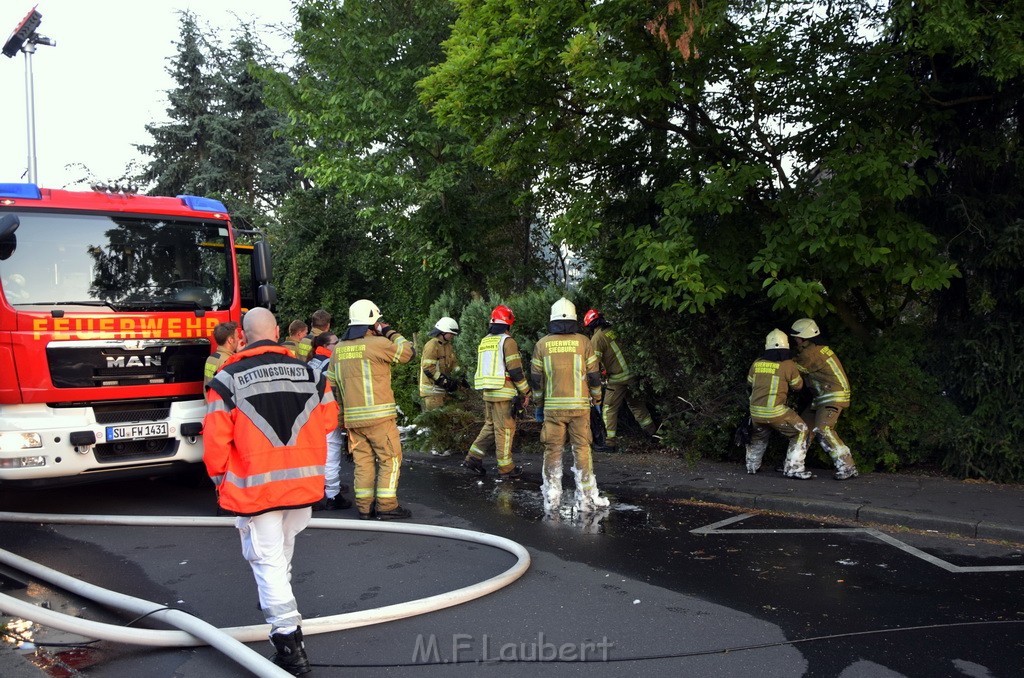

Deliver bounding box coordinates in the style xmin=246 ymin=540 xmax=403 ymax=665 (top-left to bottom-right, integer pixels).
xmin=14 ymin=301 xmax=116 ymax=309
xmin=115 ymin=299 xmax=205 ymax=311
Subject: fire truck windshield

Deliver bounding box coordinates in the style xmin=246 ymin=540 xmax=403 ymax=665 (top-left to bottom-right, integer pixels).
xmin=0 ymin=212 xmax=234 ymax=311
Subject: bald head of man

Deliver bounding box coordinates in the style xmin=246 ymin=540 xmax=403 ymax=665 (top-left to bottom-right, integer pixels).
xmin=242 ymin=307 xmax=280 ymax=344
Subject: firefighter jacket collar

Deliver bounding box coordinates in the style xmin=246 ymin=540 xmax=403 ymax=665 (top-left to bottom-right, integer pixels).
xmin=342 ymin=325 xmax=371 ymax=341
xmin=221 ymin=340 xmax=292 ymax=366
xmin=548 ymin=319 xmax=579 ymax=334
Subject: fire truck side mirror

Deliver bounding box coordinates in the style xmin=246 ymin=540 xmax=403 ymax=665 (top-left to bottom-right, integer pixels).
xmin=0 ymin=214 xmax=18 ymax=261
xmin=253 ymin=240 xmax=272 ymax=284
xmin=0 ymin=214 xmax=18 ymax=239
xmin=257 ymin=283 xmax=277 ymax=310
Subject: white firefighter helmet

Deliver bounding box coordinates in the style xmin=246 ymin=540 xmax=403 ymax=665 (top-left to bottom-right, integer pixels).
xmin=790 ymin=318 xmax=820 ymax=339
xmin=348 ymin=299 xmax=381 ymax=326
xmin=434 ymin=316 xmax=460 ymax=335
xmin=765 ymin=328 xmax=790 ymax=350
xmin=550 ymin=297 xmax=577 ymax=321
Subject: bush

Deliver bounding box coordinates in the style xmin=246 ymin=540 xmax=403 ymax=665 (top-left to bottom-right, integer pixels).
xmin=941 ymin=318 xmax=1024 ymax=481
xmin=832 ymin=327 xmax=959 ymax=472
xmin=409 ymin=393 xmax=481 ymax=453
xmin=455 ymin=287 xmax=565 ymax=378
xmin=619 ymin=299 xmax=775 ymax=460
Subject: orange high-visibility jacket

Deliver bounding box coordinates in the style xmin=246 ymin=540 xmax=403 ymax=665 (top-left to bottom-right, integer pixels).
xmin=203 ymin=340 xmax=339 ymax=516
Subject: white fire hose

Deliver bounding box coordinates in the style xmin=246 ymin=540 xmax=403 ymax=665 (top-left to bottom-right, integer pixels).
xmin=0 ymin=512 xmax=531 ymax=677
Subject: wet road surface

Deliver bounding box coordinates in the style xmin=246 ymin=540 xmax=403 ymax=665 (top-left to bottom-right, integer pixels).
xmin=1 ymin=459 xmax=1022 ymax=677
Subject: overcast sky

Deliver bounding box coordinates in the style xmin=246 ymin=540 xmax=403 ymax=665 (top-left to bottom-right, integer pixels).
xmin=1 ymin=1 xmax=295 ymax=190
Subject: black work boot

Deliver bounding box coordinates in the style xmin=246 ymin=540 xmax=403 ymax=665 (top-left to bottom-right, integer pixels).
xmin=463 ymin=455 xmax=486 ymax=476
xmin=375 ymin=505 xmax=413 ymax=520
xmin=269 ymin=628 xmax=311 ymax=676
xmin=498 ymin=465 xmax=523 ymax=479
xmin=326 ymin=495 xmax=352 ymax=510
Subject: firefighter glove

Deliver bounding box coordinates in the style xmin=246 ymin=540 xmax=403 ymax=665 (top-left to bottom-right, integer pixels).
xmin=436 ymin=373 xmax=458 ymax=392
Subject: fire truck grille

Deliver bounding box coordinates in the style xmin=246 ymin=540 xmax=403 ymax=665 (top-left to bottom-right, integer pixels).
xmin=94 ymin=438 xmax=179 ymax=463
xmin=46 ymin=340 xmax=210 ymax=388
xmin=93 ymin=405 xmax=172 ymax=424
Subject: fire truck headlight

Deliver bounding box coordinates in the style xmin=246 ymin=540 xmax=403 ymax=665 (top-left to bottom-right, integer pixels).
xmin=0 ymin=432 xmax=43 ymax=452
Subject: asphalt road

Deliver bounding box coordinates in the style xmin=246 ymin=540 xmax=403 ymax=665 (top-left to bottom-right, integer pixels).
xmin=1 ymin=459 xmax=1022 ymax=677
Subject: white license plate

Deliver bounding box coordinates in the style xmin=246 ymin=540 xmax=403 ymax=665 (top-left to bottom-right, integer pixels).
xmin=105 ymin=422 xmax=169 ymax=442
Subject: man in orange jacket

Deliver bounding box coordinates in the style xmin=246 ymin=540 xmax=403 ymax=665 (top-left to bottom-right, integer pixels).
xmin=204 ymin=307 xmax=338 ymax=676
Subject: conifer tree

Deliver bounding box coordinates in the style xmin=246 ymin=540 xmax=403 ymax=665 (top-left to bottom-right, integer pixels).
xmin=137 ymin=11 xmax=220 ymax=196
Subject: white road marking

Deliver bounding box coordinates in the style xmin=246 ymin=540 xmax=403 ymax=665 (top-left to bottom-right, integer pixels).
xmin=691 ymin=514 xmax=1024 ymax=574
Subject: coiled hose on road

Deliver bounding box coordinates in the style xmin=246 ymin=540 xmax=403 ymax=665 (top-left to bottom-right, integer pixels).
xmin=0 ymin=512 xmax=531 ymax=677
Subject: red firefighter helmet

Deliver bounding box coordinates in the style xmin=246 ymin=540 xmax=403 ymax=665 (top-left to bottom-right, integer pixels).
xmin=583 ymin=308 xmax=602 ymax=328
xmin=490 ymin=304 xmax=515 ymax=326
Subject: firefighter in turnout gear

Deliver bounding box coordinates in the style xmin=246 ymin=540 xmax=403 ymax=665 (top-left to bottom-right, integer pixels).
xmin=203 ymin=322 xmax=240 ymax=391
xmin=419 ymin=316 xmax=461 ymax=412
xmin=746 ymin=329 xmax=811 ymax=478
xmin=327 ymin=300 xmax=416 ymax=519
xmin=464 ymin=305 xmax=531 ymax=478
xmin=789 ymin=318 xmax=858 ymax=480
xmin=280 ymin=319 xmax=308 ymax=356
xmin=531 ymin=298 xmax=610 ymax=512
xmin=203 ymin=307 xmax=338 ymax=676
xmin=582 ymin=309 xmax=657 ymax=450
xmin=296 ymin=309 xmax=331 ymax=362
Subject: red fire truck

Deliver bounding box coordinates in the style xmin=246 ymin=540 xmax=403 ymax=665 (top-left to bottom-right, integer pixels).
xmin=0 ymin=182 xmax=274 ymax=485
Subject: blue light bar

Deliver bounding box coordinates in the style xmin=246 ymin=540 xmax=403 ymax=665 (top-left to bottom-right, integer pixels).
xmin=177 ymin=195 xmax=228 ymax=213
xmin=0 ymin=183 xmax=42 ymax=200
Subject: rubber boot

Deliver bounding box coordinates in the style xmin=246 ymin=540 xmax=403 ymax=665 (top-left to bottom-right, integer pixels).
xmin=745 ymin=439 xmax=768 ymax=474
xmin=269 ymin=628 xmax=311 ymax=676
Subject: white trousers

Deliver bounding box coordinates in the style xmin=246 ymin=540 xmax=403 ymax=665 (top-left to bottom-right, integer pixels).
xmin=236 ymin=507 xmax=311 ymax=634
xmin=325 ymin=428 xmax=345 ymax=498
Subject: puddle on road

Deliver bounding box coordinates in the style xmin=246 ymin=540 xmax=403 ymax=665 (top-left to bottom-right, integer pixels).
xmin=1 ymin=574 xmax=108 ymax=676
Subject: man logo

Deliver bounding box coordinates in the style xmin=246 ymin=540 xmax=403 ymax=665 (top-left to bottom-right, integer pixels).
xmin=106 ymin=355 xmax=161 ymax=368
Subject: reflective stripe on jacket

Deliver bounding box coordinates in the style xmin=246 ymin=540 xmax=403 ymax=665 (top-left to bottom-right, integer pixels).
xmin=793 ymin=344 xmax=851 ymax=407
xmin=474 ymin=333 xmax=509 ymax=390
xmin=203 ymin=348 xmax=234 ymax=387
xmin=295 ymin=328 xmax=323 ymax=361
xmin=419 ymin=336 xmax=457 ymax=396
xmin=747 ymin=358 xmax=803 ymax=421
xmin=475 ymin=334 xmax=530 ymax=402
xmin=308 ymin=346 xmax=332 ymax=381
xmin=591 ymin=327 xmax=634 ymax=384
xmin=531 ymin=333 xmax=601 ymax=412
xmin=327 ymin=331 xmax=414 ymax=427
xmin=203 ymin=341 xmax=338 ymax=516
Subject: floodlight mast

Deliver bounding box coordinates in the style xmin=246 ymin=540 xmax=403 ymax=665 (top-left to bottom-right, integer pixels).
xmin=3 ymin=7 xmax=55 ymax=184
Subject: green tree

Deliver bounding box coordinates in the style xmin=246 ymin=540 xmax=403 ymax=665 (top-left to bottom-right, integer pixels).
xmin=137 ymin=11 xmax=220 ymax=196
xmin=264 ymin=0 xmax=552 ymax=303
xmin=421 ymin=0 xmax=1024 ymax=479
xmin=888 ymin=0 xmax=1024 ymax=480
xmin=138 ymin=14 xmax=298 ymax=231
xmin=420 ymin=0 xmax=958 ymax=326
xmin=208 ymin=24 xmax=298 ymax=231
